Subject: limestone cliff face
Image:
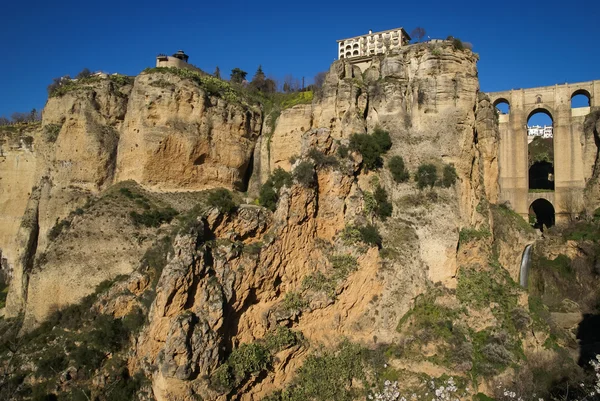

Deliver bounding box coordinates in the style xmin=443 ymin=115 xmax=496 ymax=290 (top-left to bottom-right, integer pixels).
xmin=263 ymin=42 xmax=489 ymax=285
xmin=1 ymin=72 xmax=264 ymax=321
xmin=115 ymin=72 xmax=262 ymax=191
xmin=0 ymin=43 xmax=536 ymax=400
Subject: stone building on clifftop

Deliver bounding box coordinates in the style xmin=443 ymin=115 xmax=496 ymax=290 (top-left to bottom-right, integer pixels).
xmin=156 ymin=50 xmax=198 ymax=71
xmin=337 ymin=27 xmax=411 ymax=72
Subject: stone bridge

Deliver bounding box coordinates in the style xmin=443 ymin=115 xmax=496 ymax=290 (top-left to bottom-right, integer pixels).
xmin=488 ymin=80 xmax=600 ymax=223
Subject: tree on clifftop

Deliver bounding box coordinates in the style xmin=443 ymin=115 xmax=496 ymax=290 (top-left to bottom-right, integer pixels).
xmin=411 ymin=27 xmax=426 ymax=42
xmin=213 ymin=66 xmax=221 ymax=79
xmin=230 ymin=68 xmax=247 ymax=84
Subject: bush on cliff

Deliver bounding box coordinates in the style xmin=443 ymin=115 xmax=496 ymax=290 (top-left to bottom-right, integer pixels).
xmin=415 ymin=163 xmax=437 ymax=189
xmin=259 ymin=168 xmax=292 ymax=211
xmin=441 ymin=164 xmax=458 ymax=187
xmin=293 ymin=161 xmax=316 ymax=187
xmin=349 ymin=127 xmax=392 ymax=170
xmin=373 ymin=185 xmax=393 ymax=220
xmin=207 ymin=188 xmax=238 ymax=213
xmin=388 ymin=155 xmax=409 ymax=183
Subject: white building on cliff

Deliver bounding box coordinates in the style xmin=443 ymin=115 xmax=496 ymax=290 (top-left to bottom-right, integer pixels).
xmin=337 ymin=27 xmax=411 ymax=60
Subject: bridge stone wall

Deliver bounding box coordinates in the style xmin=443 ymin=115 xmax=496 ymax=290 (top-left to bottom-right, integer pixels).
xmin=488 ymin=80 xmax=600 ymax=220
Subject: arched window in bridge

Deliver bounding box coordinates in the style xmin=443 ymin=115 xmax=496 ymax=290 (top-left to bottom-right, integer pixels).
xmin=571 ymin=90 xmax=591 ymax=108
xmin=527 ymin=109 xmax=554 ymax=192
xmin=493 ymin=98 xmax=510 ymax=115
xmin=529 ymin=198 xmax=555 ymax=231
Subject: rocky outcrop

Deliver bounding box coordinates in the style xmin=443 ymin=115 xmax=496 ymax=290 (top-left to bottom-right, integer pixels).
xmin=115 ymin=72 xmax=262 ymax=191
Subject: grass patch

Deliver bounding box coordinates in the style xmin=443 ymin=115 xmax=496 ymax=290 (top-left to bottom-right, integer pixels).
xmin=458 ymin=227 xmax=491 ymax=244
xmin=263 ymin=341 xmax=367 ymax=401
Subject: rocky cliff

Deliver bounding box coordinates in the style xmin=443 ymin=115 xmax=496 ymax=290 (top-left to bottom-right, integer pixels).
xmin=0 ymin=41 xmax=598 ymax=401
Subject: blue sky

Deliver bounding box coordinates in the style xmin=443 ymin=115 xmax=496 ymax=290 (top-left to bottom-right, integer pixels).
xmin=0 ymin=0 xmax=598 ymax=119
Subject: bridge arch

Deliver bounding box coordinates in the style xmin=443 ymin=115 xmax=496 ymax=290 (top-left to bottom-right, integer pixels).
xmin=493 ymin=98 xmax=510 ymax=114
xmin=571 ymin=89 xmax=591 ymax=108
xmin=527 ymin=107 xmax=554 ymax=191
xmin=526 ymin=106 xmax=554 ymax=124
xmin=529 ymin=198 xmax=555 ymax=231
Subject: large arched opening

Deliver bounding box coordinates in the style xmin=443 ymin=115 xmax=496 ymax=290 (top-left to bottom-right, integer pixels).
xmin=571 ymin=89 xmax=591 ymax=108
xmin=529 ymin=198 xmax=555 ymax=231
xmin=494 ymin=98 xmax=510 ymax=115
xmin=527 ymin=108 xmax=554 ymax=191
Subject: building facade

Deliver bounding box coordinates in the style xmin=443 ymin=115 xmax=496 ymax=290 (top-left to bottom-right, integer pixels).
xmin=337 ymin=27 xmax=411 ymax=60
xmin=527 ymin=125 xmax=553 ymax=139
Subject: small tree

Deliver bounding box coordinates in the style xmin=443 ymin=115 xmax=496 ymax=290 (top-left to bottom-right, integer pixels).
xmin=213 ymin=66 xmax=221 ymax=79
xmin=75 ymin=68 xmax=92 ymax=80
xmin=388 ymin=155 xmax=409 ymax=183
xmin=441 ymin=164 xmax=458 ymax=188
xmin=372 ymin=128 xmax=392 ymax=152
xmin=293 ymin=161 xmax=316 ymax=187
xmin=230 ymin=68 xmax=247 ymax=84
xmin=313 ymin=71 xmax=327 ymax=90
xmin=410 ymin=27 xmax=426 ymax=42
xmin=259 ymin=167 xmax=293 ymax=211
xmin=373 ymin=186 xmax=393 ymax=220
xmin=415 ymin=164 xmax=437 ymax=189
xmin=250 ymin=65 xmax=266 ymax=92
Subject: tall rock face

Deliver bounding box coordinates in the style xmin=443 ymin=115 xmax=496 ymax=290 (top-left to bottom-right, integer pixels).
xmin=261 ymin=42 xmax=491 ymax=285
xmin=1 ymin=72 xmax=263 ymax=322
xmin=115 ymin=72 xmax=262 ymax=191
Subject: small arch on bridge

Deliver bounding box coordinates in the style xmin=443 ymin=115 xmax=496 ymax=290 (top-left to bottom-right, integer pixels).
xmin=493 ymin=98 xmax=510 ymax=115
xmin=529 ymin=198 xmax=555 ymax=231
xmin=571 ymin=89 xmax=591 ymax=108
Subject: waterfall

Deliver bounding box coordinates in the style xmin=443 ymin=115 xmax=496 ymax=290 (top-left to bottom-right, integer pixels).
xmin=519 ymin=244 xmax=534 ymax=288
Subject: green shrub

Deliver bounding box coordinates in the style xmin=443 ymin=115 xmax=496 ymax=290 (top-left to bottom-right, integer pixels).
xmin=259 ymin=184 xmax=278 ymax=211
xmin=452 ymin=38 xmax=464 ymax=51
xmin=373 ymin=186 xmax=393 ymax=220
xmin=349 ymin=128 xmax=392 ymax=170
xmin=44 ymin=124 xmax=62 ymax=143
xmin=259 ymin=168 xmax=293 ymax=211
xmin=293 ymin=161 xmax=316 ymax=187
xmin=359 ymin=224 xmax=382 ymax=247
xmin=441 ymin=164 xmax=458 ymax=187
xmin=264 ymin=326 xmax=303 ymax=353
xmin=130 ymin=207 xmax=178 ymax=227
xmin=415 ymin=164 xmax=437 ymax=189
xmin=228 ymin=342 xmax=270 ymax=383
xmin=0 ymin=278 xmax=8 ymax=309
xmin=48 ymin=218 xmax=71 ymax=241
xmin=207 ymin=188 xmax=238 ymax=213
xmin=36 ymin=348 xmax=68 ymax=378
xmin=271 ymin=167 xmax=293 ymax=189
xmin=264 ymin=341 xmax=366 ymax=401
xmin=302 ymin=271 xmax=336 ymax=296
xmin=307 ymin=148 xmax=338 ymax=169
xmin=329 ymin=255 xmax=358 ymax=280
xmin=372 ymin=128 xmax=392 ymax=152
xmin=388 ymin=155 xmax=409 ymax=183
xmin=282 ymin=292 xmax=308 ymax=311
xmin=341 ymin=225 xmax=363 ymax=245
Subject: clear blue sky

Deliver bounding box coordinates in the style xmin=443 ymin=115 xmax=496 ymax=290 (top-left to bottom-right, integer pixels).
xmin=1 ymin=0 xmax=598 ymax=118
